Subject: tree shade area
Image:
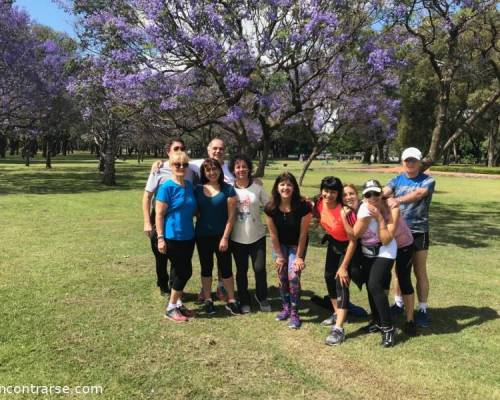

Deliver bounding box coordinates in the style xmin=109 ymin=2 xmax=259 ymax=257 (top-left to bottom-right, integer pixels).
xmin=0 ymin=0 xmax=498 ymax=184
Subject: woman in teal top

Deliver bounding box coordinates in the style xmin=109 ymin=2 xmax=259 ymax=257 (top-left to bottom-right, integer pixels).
xmin=155 ymin=152 xmax=197 ymax=323
xmin=195 ymin=159 xmax=240 ymax=315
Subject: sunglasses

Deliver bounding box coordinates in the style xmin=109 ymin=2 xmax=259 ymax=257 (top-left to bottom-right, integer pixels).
xmin=364 ymin=191 xmax=381 ymax=199
xmin=173 ymin=162 xmax=189 ymax=169
xmin=172 ymin=146 xmax=185 ymax=151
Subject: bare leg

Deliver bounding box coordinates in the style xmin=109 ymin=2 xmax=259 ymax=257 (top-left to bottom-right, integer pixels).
xmin=202 ymin=276 xmax=212 ymax=301
xmin=222 ymin=276 xmax=236 ymax=302
xmin=413 ymin=250 xmax=429 ymax=303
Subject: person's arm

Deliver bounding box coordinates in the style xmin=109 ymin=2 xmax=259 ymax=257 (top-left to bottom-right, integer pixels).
xmin=219 ymin=196 xmax=237 ymax=252
xmin=151 ymin=160 xmax=164 ymax=174
xmin=353 ymin=216 xmax=370 ymax=239
xmin=341 ymin=208 xmax=355 ymax=240
xmin=293 ymin=212 xmax=312 ymax=271
xmin=383 ymin=186 xmax=393 ymax=198
xmin=395 ymin=187 xmax=429 ymax=205
xmin=142 ymin=191 xmax=154 ymax=237
xmin=336 ymin=238 xmax=356 ymax=286
xmin=266 ymin=215 xmax=286 ymax=271
xmin=365 ymin=204 xmax=394 ymax=245
xmin=155 ymin=200 xmax=168 ymax=254
xmin=388 ymin=204 xmax=400 ymax=238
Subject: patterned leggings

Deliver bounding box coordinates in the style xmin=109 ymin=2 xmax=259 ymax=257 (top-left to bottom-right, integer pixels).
xmin=277 ymin=244 xmax=302 ymax=310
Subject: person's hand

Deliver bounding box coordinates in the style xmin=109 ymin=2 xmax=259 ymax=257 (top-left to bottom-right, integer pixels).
xmin=336 ymin=265 xmax=350 ymax=287
xmin=158 ymin=237 xmax=167 ymax=254
xmin=275 ymin=256 xmax=286 ymax=273
xmin=292 ymin=257 xmax=305 ymax=272
xmin=219 ymin=237 xmax=229 ymax=252
xmin=150 ymin=160 xmax=163 ymax=173
xmin=144 ymin=222 xmax=153 ymax=237
xmin=367 ymin=204 xmax=381 ymax=219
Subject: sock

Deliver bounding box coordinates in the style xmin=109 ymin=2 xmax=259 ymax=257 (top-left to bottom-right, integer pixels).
xmin=418 ymin=302 xmax=427 ymax=312
xmin=218 ymin=281 xmax=224 ymax=289
xmin=167 ymin=303 xmax=177 ymax=312
xmin=176 ymin=299 xmax=183 ymax=307
xmin=333 ymin=326 xmax=344 ymax=333
xmin=395 ymin=295 xmax=404 ymax=308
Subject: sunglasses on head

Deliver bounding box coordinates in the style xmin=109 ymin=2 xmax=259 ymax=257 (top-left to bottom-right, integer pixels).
xmin=172 ymin=146 xmax=185 ymax=151
xmin=364 ymin=191 xmax=381 ymax=199
xmin=173 ymin=162 xmax=189 ymax=169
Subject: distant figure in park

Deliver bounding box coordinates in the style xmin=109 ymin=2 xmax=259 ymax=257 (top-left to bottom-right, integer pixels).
xmin=353 ymin=179 xmax=397 ymax=347
xmin=142 ymin=138 xmax=197 ymax=296
xmin=229 ymin=154 xmax=271 ymax=314
xmin=384 ymin=147 xmax=435 ymax=328
xmin=313 ymin=176 xmax=357 ymax=345
xmin=265 ymin=172 xmax=312 ymax=329
xmin=194 ymin=158 xmax=240 ymax=316
xmin=155 ymin=152 xmax=197 ymax=322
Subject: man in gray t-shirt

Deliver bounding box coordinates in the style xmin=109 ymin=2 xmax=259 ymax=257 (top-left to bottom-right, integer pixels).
xmin=142 ymin=138 xmax=198 ymax=296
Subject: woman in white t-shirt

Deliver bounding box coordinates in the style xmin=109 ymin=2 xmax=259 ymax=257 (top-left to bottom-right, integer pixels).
xmin=354 ymin=179 xmax=397 ymax=347
xmin=229 ymin=154 xmax=271 ymax=314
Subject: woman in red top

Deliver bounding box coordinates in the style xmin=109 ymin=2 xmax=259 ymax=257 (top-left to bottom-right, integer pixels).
xmin=314 ymin=177 xmax=357 ymax=345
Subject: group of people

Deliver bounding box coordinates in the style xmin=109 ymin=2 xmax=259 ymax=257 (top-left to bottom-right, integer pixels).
xmin=142 ymin=139 xmax=435 ymax=348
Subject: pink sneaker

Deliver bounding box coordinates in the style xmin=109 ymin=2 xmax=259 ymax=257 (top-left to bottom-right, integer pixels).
xmin=178 ymin=305 xmax=195 ymax=318
xmin=165 ymin=308 xmax=188 ymax=323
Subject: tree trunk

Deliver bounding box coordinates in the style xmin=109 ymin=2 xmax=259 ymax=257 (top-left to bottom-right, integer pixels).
xmin=487 ymin=116 xmax=499 ymax=167
xmin=45 ymin=137 xmax=52 ymax=169
xmin=362 ymin=147 xmax=372 ymax=164
xmin=254 ymin=122 xmax=272 ymax=178
xmin=298 ymin=142 xmax=328 ymax=186
xmin=102 ymin=133 xmax=116 ymax=185
xmin=0 ymin=134 xmax=6 ymax=158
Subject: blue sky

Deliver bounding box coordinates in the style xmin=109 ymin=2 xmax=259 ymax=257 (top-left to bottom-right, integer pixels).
xmin=14 ymin=0 xmax=77 ymax=37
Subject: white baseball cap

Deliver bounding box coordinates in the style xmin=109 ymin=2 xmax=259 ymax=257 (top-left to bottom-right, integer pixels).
xmin=401 ymin=147 xmax=422 ymax=161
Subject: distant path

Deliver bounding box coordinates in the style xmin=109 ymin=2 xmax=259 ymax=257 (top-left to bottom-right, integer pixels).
xmin=343 ymin=165 xmax=500 ymax=179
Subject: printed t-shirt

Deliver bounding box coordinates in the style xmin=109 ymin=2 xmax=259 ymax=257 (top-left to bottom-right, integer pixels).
xmin=357 ymin=202 xmax=397 ymax=259
xmin=155 ymin=180 xmax=196 ymax=240
xmin=195 ymin=183 xmax=236 ymax=236
xmin=265 ymin=200 xmax=312 ymax=246
xmin=317 ymin=200 xmax=349 ymax=242
xmin=231 ymin=182 xmax=269 ymax=244
xmin=386 ymin=172 xmax=435 ymax=233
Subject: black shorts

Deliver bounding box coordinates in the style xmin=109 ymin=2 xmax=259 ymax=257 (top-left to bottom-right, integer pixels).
xmin=412 ymin=232 xmax=429 ymax=251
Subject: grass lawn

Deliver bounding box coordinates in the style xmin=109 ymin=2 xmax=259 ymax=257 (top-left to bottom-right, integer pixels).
xmin=0 ymin=154 xmax=499 ymax=399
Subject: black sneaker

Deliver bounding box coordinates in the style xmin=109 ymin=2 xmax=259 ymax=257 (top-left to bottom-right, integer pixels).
xmin=390 ymin=303 xmax=405 ymax=316
xmin=380 ymin=327 xmax=396 ymax=347
xmin=225 ymin=301 xmax=241 ymax=315
xmin=325 ymin=327 xmax=345 ymax=346
xmin=361 ymin=321 xmax=381 ymax=334
xmin=403 ymin=320 xmax=417 ymax=336
xmin=204 ymin=300 xmax=216 ymax=315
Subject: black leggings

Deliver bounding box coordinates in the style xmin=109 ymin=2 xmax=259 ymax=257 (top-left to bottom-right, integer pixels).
xmin=150 ymin=230 xmax=175 ymax=291
xmin=395 ymin=244 xmax=415 ymax=295
xmin=196 ymin=235 xmax=233 ymax=279
xmin=324 ymin=238 xmax=350 ymax=309
xmin=166 ymin=239 xmax=195 ymax=291
xmin=230 ymin=237 xmax=267 ymax=305
xmin=362 ymin=255 xmax=394 ymax=327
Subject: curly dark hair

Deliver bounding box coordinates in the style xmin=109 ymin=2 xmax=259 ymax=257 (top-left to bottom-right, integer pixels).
xmin=264 ymin=172 xmax=302 ymax=215
xmin=200 ymin=158 xmax=224 ymax=186
xmin=319 ymin=176 xmax=344 ymax=204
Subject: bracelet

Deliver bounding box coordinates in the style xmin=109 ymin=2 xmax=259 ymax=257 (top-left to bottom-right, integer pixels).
xmin=157 ymin=235 xmax=164 ymax=239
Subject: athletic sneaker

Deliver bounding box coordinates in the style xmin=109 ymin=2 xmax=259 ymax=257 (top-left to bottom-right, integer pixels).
xmin=178 ymin=305 xmax=195 ymax=318
xmin=325 ymin=327 xmax=345 ymax=346
xmin=348 ymin=302 xmax=368 ymax=317
xmin=204 ymin=300 xmax=216 ymax=315
xmin=361 ymin=321 xmax=381 ymax=334
xmin=380 ymin=326 xmax=396 ymax=347
xmin=217 ymin=286 xmax=228 ymax=302
xmin=225 ymin=301 xmax=241 ymax=315
xmin=254 ymin=294 xmax=271 ymax=312
xmin=240 ymin=304 xmax=251 ymax=314
xmin=276 ymin=306 xmax=290 ymax=321
xmin=160 ymin=288 xmax=169 ymax=297
xmin=321 ymin=313 xmax=337 ymax=326
xmin=415 ymin=309 xmax=429 ymax=328
xmin=390 ymin=303 xmax=405 ymax=316
xmin=403 ymin=320 xmax=417 ymax=336
xmin=165 ymin=308 xmax=188 ymax=323
xmin=288 ymin=311 xmax=301 ymax=329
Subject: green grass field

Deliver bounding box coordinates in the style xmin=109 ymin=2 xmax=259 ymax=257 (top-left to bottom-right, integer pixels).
xmin=1 ymin=154 xmax=499 ymax=400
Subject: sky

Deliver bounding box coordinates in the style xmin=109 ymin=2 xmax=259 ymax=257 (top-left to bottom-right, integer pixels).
xmin=14 ymin=0 xmax=77 ymax=37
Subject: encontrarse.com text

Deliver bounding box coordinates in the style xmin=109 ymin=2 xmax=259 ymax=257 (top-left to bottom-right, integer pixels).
xmin=0 ymin=385 xmax=103 ymax=395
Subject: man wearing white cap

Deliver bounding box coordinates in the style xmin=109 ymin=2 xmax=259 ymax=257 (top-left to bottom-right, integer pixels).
xmin=383 ymin=147 xmax=435 ymax=328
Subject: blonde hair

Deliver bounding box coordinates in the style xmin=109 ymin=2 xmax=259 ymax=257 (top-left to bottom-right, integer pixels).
xmin=168 ymin=151 xmax=189 ymax=166
xmin=343 ymin=183 xmax=358 ymax=196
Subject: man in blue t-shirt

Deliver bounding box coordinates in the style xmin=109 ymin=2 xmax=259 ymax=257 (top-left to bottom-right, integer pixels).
xmin=384 ymin=147 xmax=435 ymax=328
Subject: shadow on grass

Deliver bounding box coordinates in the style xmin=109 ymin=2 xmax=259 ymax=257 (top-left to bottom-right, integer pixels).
xmin=0 ymin=166 xmax=147 ymax=195
xmin=430 ymin=202 xmax=500 ymax=248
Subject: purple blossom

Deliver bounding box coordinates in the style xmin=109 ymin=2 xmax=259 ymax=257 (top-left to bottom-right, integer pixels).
xmin=224 ymin=73 xmax=250 ymax=92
